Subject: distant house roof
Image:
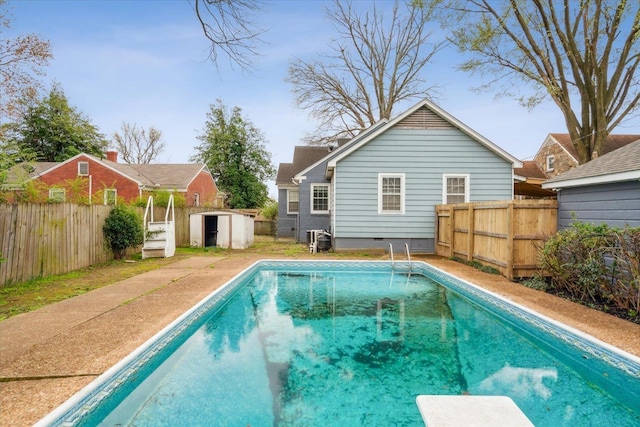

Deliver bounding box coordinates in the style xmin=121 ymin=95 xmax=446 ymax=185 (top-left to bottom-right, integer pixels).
xmin=543 ymin=138 xmax=640 ymax=189
xmin=276 ymin=146 xmax=331 ymax=186
xmin=5 ymin=153 xmax=212 ymax=191
xmin=546 ymin=133 xmax=640 ymax=161
xmin=514 ymin=161 xmax=548 ymax=181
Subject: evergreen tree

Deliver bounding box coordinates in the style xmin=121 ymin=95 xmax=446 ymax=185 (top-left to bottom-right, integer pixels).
xmin=5 ymin=85 xmax=108 ymax=162
xmin=191 ymin=99 xmax=275 ymax=209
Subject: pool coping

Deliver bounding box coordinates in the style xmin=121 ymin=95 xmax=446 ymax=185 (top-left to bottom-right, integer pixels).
xmin=34 ymin=259 xmax=640 ymax=426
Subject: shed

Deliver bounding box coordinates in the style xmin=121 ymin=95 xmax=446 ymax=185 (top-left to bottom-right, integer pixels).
xmin=189 ymin=211 xmax=255 ymax=249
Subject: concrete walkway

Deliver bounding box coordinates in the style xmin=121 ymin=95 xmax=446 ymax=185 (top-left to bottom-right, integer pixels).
xmin=1 ymin=254 xmax=639 ymax=426
xmin=0 ymin=255 xmax=262 ymax=426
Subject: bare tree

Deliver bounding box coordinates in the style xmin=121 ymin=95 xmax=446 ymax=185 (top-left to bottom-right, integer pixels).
xmin=111 ymin=123 xmax=165 ymax=164
xmin=445 ymin=0 xmax=640 ymax=164
xmin=288 ymin=0 xmax=446 ymax=143
xmin=192 ymin=0 xmax=264 ymax=71
xmin=0 ymin=0 xmax=53 ymax=121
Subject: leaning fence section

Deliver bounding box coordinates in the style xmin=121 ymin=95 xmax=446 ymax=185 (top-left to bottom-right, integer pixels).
xmin=435 ymin=200 xmax=558 ymax=280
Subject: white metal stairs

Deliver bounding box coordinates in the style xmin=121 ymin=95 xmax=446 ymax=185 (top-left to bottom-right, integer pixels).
xmin=142 ymin=195 xmax=176 ymax=259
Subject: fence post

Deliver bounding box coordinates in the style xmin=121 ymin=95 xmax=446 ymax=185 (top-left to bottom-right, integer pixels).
xmin=448 ymin=205 xmax=455 ymax=258
xmin=506 ymin=202 xmax=514 ymax=280
xmin=467 ymin=204 xmax=474 ymax=262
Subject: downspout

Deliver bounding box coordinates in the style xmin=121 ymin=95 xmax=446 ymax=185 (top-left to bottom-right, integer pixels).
xmin=291 ymin=177 xmax=300 ymax=242
xmin=88 ymin=175 xmax=92 ymax=205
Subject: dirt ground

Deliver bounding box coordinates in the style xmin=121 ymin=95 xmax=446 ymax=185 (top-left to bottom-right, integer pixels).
xmin=0 ymin=253 xmax=638 ymax=426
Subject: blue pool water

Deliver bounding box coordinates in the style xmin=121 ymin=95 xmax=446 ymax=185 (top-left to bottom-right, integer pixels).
xmin=40 ymin=261 xmax=640 ymax=426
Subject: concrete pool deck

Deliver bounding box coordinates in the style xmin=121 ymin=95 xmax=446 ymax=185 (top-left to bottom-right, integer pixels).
xmin=1 ymin=254 xmax=639 ymax=426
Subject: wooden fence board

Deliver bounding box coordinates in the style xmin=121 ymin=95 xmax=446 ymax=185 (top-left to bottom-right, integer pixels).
xmin=436 ymin=200 xmax=557 ymax=279
xmin=0 ymin=204 xmax=250 ymax=286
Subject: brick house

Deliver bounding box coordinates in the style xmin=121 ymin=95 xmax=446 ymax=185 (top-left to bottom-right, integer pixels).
xmin=513 ymin=133 xmax=640 ymax=198
xmin=533 ymin=133 xmax=640 ymax=179
xmin=4 ymin=151 xmax=221 ymax=207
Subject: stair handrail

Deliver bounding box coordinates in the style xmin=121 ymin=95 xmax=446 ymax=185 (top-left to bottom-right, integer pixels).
xmin=389 ymin=243 xmax=394 ymax=268
xmin=165 ymin=194 xmax=174 ymax=224
xmin=143 ymin=195 xmax=154 ymax=242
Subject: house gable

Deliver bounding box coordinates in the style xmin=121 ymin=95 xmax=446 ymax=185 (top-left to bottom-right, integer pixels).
xmin=328 ymin=99 xmax=522 ymax=169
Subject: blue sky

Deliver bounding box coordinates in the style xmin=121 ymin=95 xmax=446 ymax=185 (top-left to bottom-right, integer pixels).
xmin=6 ymin=0 xmax=639 ymax=197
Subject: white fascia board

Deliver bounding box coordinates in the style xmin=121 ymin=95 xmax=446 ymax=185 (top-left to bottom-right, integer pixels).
xmin=542 ymin=170 xmax=640 ymax=189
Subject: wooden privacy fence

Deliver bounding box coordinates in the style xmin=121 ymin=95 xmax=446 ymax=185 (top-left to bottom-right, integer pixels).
xmin=0 ymin=204 xmax=223 ymax=286
xmin=435 ymin=200 xmax=558 ymax=280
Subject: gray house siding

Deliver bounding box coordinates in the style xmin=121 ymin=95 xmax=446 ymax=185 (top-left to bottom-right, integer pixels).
xmin=333 ymin=128 xmax=513 ymax=251
xmin=296 ymin=162 xmax=331 ymax=242
xmin=557 ymin=180 xmax=640 ymax=229
xmin=277 ymin=188 xmax=297 ymax=238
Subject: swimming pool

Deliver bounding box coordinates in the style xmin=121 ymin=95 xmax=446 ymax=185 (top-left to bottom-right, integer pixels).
xmin=37 ymin=261 xmax=640 ymax=426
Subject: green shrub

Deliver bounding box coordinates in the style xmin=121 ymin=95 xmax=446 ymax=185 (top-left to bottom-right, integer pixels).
xmin=103 ymin=205 xmax=144 ymax=259
xmin=260 ymin=200 xmax=278 ymax=220
xmin=540 ymin=222 xmax=640 ymax=313
xmin=520 ymin=276 xmax=549 ymax=292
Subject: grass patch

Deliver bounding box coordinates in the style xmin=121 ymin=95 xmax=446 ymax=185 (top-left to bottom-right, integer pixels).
xmin=0 ymin=236 xmax=386 ymax=321
xmin=0 ymin=255 xmax=191 ymax=321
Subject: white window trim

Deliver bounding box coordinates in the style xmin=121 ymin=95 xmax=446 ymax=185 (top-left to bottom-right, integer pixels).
xmin=78 ymin=161 xmax=89 ymax=176
xmin=49 ymin=188 xmax=66 ymax=202
xmin=104 ymin=188 xmax=117 ymax=205
xmin=546 ymin=155 xmax=555 ymax=171
xmin=194 ymin=192 xmax=200 ymax=207
xmin=442 ymin=174 xmax=470 ymax=204
xmin=378 ymin=173 xmax=405 ymax=214
xmin=287 ymin=189 xmax=299 ymax=214
xmin=310 ymin=183 xmax=330 ymax=214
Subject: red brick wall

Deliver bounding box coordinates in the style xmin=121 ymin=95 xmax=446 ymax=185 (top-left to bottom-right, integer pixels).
xmin=186 ymin=171 xmax=218 ymax=207
xmin=38 ymin=155 xmax=141 ymax=203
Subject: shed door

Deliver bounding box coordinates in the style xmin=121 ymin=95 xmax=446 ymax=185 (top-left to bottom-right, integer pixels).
xmin=204 ymin=216 xmax=218 ymax=247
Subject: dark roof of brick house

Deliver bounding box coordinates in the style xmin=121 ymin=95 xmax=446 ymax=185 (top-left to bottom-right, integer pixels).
xmin=514 ymin=161 xmax=548 ymax=180
xmin=5 ymin=154 xmax=211 ymax=190
xmin=550 ymin=133 xmax=640 ymax=160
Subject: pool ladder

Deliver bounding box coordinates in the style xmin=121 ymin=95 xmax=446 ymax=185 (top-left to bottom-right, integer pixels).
xmin=389 ymin=243 xmax=412 ymax=271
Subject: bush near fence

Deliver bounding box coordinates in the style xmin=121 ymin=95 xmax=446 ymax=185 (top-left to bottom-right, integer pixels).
xmin=540 ymin=222 xmax=640 ymax=315
xmin=0 ymin=203 xmax=221 ymax=286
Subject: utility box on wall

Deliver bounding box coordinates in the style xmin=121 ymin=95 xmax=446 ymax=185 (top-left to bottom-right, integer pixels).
xmin=189 ymin=211 xmax=255 ymax=249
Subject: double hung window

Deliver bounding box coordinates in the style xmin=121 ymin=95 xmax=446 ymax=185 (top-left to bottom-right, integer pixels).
xmin=378 ymin=174 xmax=404 ymax=214
xmin=311 ymin=184 xmax=329 ymax=214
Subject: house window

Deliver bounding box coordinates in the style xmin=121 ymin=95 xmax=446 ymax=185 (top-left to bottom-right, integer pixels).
xmin=104 ymin=189 xmax=117 ymax=205
xmin=78 ymin=162 xmax=89 ymax=176
xmin=49 ymin=188 xmax=66 ymax=203
xmin=194 ymin=193 xmax=200 ymax=207
xmin=311 ymin=184 xmax=329 ymax=214
xmin=287 ymin=189 xmax=299 ymax=214
xmin=378 ymin=173 xmax=405 ymax=214
xmin=546 ymin=155 xmax=555 ymax=171
xmin=443 ymin=174 xmax=469 ymax=204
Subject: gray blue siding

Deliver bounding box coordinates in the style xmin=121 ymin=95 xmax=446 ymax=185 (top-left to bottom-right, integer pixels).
xmin=333 ymin=128 xmax=514 ymax=250
xmin=557 ymin=180 xmax=640 ymax=229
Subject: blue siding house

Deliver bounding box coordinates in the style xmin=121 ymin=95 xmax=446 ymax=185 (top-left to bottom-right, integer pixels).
xmin=276 ymin=99 xmax=522 ymax=252
xmin=542 ymin=138 xmax=640 ymax=229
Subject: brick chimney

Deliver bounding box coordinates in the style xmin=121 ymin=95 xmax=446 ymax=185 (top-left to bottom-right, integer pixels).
xmin=106 ymin=151 xmax=118 ymax=162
